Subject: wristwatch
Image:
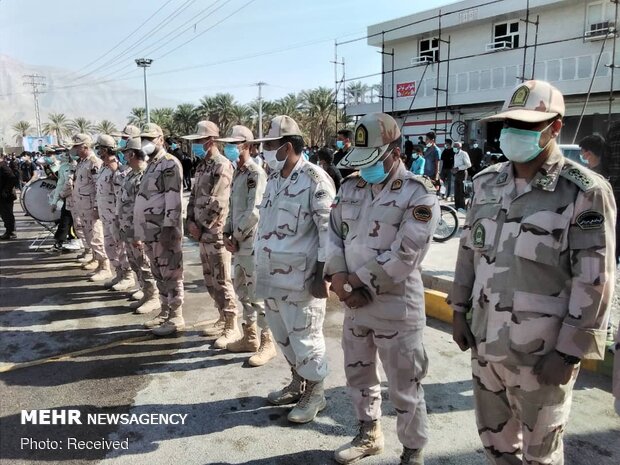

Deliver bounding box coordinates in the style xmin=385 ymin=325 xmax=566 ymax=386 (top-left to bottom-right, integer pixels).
xmin=343 ymin=282 xmax=353 ymax=293
xmin=556 ymin=350 xmax=581 ymax=365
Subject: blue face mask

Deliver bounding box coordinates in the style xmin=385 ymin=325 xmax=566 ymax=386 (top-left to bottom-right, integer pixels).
xmin=336 ymin=140 xmax=345 ymax=150
xmin=171 ymin=143 xmax=178 ymax=151
xmin=224 ymin=144 xmax=240 ymax=162
xmin=118 ymin=139 xmax=127 ymax=149
xmin=71 ymin=154 xmax=79 ymax=161
xmin=360 ymin=160 xmax=389 ymax=184
xmin=579 ymin=154 xmax=588 ymax=165
xmin=118 ymin=152 xmax=127 ymax=165
xmin=192 ymin=143 xmax=206 ymax=159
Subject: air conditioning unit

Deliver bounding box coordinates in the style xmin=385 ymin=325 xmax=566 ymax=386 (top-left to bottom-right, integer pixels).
xmin=585 ymin=21 xmax=616 ymax=40
xmin=411 ymin=55 xmax=434 ymax=66
xmin=486 ymin=41 xmax=513 ymax=52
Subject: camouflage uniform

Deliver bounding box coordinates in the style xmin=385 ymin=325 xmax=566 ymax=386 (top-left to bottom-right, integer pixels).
xmin=326 ymin=163 xmax=439 ymax=451
xmin=187 ymin=148 xmax=237 ymax=316
xmin=96 ymin=166 xmax=130 ymax=273
xmin=449 ymin=148 xmax=616 ymax=464
xmin=224 ymin=158 xmax=268 ymax=327
xmin=255 ymin=157 xmax=335 ymax=382
xmin=116 ymin=165 xmax=156 ymax=296
xmin=72 ymin=152 xmax=106 ymax=261
xmin=134 ymin=148 xmax=184 ymax=310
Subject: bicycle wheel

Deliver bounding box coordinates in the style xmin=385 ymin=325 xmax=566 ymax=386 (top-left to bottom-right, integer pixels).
xmin=433 ymin=205 xmax=459 ymax=242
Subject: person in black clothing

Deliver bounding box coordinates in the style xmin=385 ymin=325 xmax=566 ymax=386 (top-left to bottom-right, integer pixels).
xmin=468 ymin=140 xmax=484 ymax=176
xmin=318 ymin=148 xmax=343 ymax=192
xmin=333 ymin=129 xmax=354 ymax=178
xmin=404 ymin=136 xmax=414 ymax=158
xmin=0 ymin=153 xmax=18 ymax=239
xmin=181 ymin=152 xmax=193 ymax=191
xmin=440 ymin=139 xmax=455 ymax=200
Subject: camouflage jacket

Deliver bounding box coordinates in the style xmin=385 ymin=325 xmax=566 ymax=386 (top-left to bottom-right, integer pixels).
xmin=224 ymin=158 xmax=267 ymax=256
xmin=134 ymin=149 xmax=183 ymax=243
xmin=448 ymin=147 xmax=617 ymax=365
xmin=116 ymin=166 xmax=144 ymax=242
xmin=255 ymin=158 xmax=335 ymax=302
xmin=72 ymin=153 xmax=102 ymax=214
xmin=96 ymin=166 xmax=126 ymax=221
xmin=187 ymin=149 xmax=233 ymax=252
xmin=326 ymin=163 xmax=440 ymax=329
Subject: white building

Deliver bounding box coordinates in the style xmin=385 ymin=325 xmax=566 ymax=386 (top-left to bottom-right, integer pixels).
xmin=346 ymin=0 xmax=619 ymax=148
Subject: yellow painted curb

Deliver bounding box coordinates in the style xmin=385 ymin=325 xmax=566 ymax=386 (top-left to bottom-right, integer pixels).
xmin=423 ymin=288 xmax=614 ymax=377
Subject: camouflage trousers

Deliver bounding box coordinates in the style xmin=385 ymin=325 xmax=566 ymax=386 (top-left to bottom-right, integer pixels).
xmin=76 ymin=211 xmax=106 ymax=261
xmin=472 ymin=354 xmax=578 ymax=465
xmin=264 ymin=297 xmax=327 ymax=382
xmin=72 ymin=212 xmax=87 ymax=246
xmin=102 ymin=218 xmax=129 ymax=271
xmin=199 ymin=243 xmax=237 ymax=316
xmin=343 ymin=317 xmax=429 ymax=450
xmin=144 ymin=240 xmax=184 ymax=309
xmin=125 ymin=241 xmax=157 ymax=294
xmin=233 ymin=254 xmax=267 ymax=329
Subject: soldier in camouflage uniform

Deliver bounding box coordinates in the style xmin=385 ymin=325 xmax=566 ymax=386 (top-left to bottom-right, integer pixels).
xmin=134 ymin=124 xmax=185 ymax=337
xmin=116 ymin=138 xmax=160 ymax=315
xmin=216 ymin=125 xmax=277 ymax=366
xmin=183 ymin=121 xmax=239 ymax=349
xmin=70 ymin=134 xmax=109 ymax=275
xmin=94 ymin=135 xmax=133 ymax=287
xmin=254 ymin=116 xmax=336 ymax=424
xmin=326 ymin=113 xmax=439 ymax=465
xmin=449 ymin=81 xmax=617 ymax=465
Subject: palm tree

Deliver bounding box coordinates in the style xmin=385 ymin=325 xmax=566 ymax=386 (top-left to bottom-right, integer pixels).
xmin=370 ymin=84 xmax=383 ymax=103
xmin=248 ymin=99 xmax=276 ymax=135
xmin=68 ymin=117 xmax=95 ymax=134
xmin=346 ymin=82 xmax=369 ymax=105
xmin=95 ymin=120 xmax=118 ymax=135
xmin=300 ymin=87 xmax=336 ymax=146
xmin=173 ymin=103 xmax=200 ymax=135
xmin=198 ymin=93 xmax=237 ymax=135
xmin=127 ymin=107 xmax=146 ymax=128
xmin=12 ymin=120 xmax=33 ymax=145
xmin=274 ymin=93 xmax=302 ymax=118
xmin=230 ymin=104 xmax=253 ymax=127
xmin=150 ymin=107 xmax=175 ymax=135
xmin=42 ymin=113 xmax=70 ymax=144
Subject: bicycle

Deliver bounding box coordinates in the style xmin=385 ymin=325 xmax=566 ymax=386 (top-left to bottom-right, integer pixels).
xmin=433 ymin=204 xmax=459 ymax=242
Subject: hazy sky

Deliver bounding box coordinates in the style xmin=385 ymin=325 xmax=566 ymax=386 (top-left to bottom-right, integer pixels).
xmin=1 ymin=0 xmax=456 ymax=105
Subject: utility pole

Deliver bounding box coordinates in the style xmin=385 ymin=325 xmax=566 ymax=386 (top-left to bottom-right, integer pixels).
xmin=23 ymin=74 xmax=46 ymax=136
xmin=135 ymin=58 xmax=153 ymax=125
xmin=255 ymin=82 xmax=267 ymax=139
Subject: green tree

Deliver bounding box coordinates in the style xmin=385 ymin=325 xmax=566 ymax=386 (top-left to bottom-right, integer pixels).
xmin=127 ymin=107 xmax=146 ymax=128
xmin=300 ymin=87 xmax=337 ymax=146
xmin=11 ymin=120 xmax=34 ymax=145
xmin=248 ymin=99 xmax=276 ymax=136
xmin=173 ymin=103 xmax=200 ymax=135
xmin=346 ymin=81 xmax=369 ymax=105
xmin=42 ymin=113 xmax=70 ymax=144
xmin=68 ymin=117 xmax=95 ymax=134
xmin=150 ymin=107 xmax=175 ymax=135
xmin=95 ymin=120 xmax=118 ymax=135
xmin=230 ymin=104 xmax=253 ymax=128
xmin=274 ymin=93 xmax=302 ymax=119
xmin=198 ymin=93 xmax=236 ymax=135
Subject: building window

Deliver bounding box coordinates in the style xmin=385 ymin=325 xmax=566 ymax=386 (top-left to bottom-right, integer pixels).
xmin=419 ymin=38 xmax=439 ymax=62
xmin=493 ymin=21 xmax=519 ymax=49
xmin=585 ymin=1 xmax=613 ymax=37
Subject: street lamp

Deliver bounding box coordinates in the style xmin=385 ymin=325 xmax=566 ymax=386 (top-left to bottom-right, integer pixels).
xmin=135 ymin=58 xmax=153 ymax=125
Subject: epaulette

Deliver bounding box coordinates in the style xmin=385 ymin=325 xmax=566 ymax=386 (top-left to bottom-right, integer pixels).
xmin=559 ymin=161 xmax=596 ymax=191
xmin=305 ymin=166 xmax=323 ymax=184
xmin=164 ymin=154 xmax=175 ymax=161
xmin=472 ymin=162 xmax=504 ymax=181
xmin=409 ymin=174 xmax=436 ymax=193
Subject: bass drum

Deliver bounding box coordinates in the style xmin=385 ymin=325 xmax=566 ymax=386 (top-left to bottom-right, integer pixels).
xmin=21 ymin=178 xmax=61 ymax=223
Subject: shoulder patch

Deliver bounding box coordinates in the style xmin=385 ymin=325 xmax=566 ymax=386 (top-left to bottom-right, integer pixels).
xmin=315 ymin=190 xmax=328 ymax=200
xmin=306 ymin=167 xmax=321 ymax=183
xmin=576 ymin=210 xmax=604 ymax=230
xmin=291 ymin=172 xmax=299 ymax=182
xmin=560 ymin=166 xmax=594 ymax=191
xmin=391 ymin=179 xmax=403 ymax=191
xmin=413 ymin=205 xmax=433 ymax=222
xmin=247 ymin=178 xmax=257 ymax=189
xmin=163 ymin=168 xmax=175 ymax=177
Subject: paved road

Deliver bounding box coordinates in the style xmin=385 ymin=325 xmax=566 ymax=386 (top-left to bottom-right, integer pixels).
xmin=0 ymin=203 xmax=618 ymax=465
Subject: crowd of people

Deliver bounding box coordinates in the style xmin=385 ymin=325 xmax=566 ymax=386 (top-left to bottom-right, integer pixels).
xmin=0 ymin=79 xmax=619 ymax=465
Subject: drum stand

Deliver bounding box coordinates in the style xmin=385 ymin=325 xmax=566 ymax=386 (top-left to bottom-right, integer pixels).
xmin=28 ymin=220 xmax=58 ymax=251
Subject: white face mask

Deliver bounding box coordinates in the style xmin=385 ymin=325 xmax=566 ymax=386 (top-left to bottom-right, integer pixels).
xmin=141 ymin=139 xmax=156 ymax=156
xmin=263 ymin=143 xmax=287 ymax=171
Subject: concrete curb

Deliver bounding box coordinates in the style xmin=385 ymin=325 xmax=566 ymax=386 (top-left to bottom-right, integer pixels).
xmin=423 ymin=281 xmax=615 ymax=378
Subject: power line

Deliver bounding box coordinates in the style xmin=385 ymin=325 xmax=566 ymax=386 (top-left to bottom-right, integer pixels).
xmin=60 ymin=0 xmax=176 ymax=81
xmin=23 ymin=74 xmax=46 ymax=136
